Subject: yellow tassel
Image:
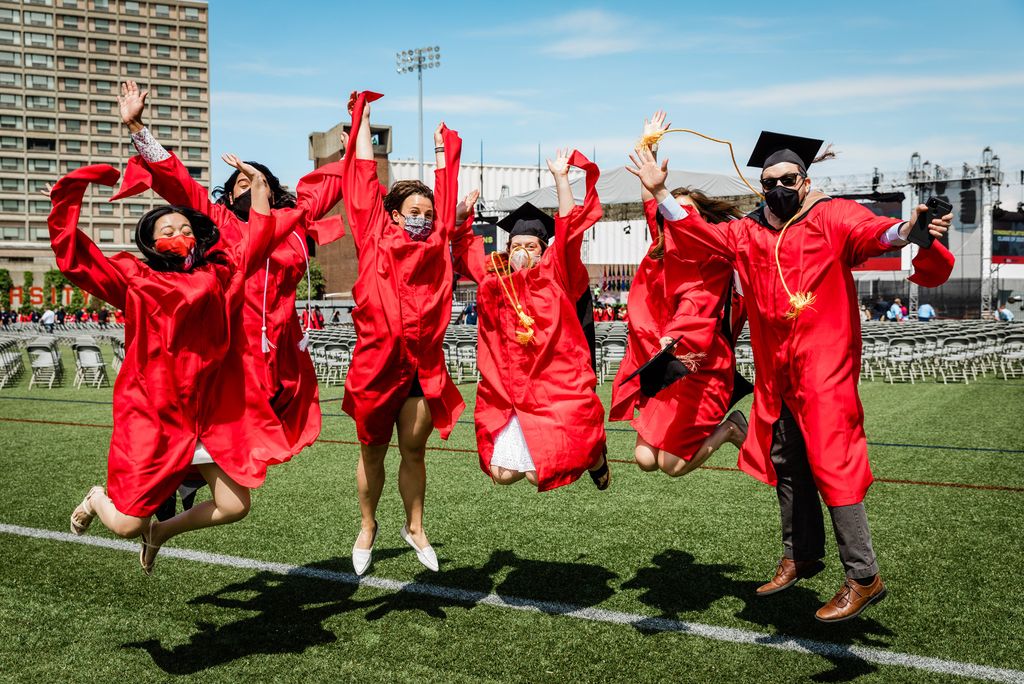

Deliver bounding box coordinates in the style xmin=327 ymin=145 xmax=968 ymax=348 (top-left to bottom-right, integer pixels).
xmin=784 ymin=291 xmax=816 ymax=319
xmin=518 ymin=311 xmax=535 ymax=329
xmin=515 ymin=328 xmax=534 ymax=345
xmin=677 ymin=351 xmax=706 ymax=373
xmin=638 ymin=131 xmax=664 ymax=149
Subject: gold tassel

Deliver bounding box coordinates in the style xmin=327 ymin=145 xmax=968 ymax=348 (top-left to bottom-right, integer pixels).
xmin=677 ymin=351 xmax=706 ymax=373
xmin=514 ymin=309 xmax=535 ymax=345
xmin=785 ymin=292 xmax=817 ymax=320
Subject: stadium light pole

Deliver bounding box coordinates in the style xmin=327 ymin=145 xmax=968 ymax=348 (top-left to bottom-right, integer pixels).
xmin=396 ymin=46 xmax=442 ymax=182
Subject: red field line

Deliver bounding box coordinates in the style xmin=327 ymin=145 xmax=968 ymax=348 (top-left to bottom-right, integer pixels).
xmin=4 ymin=417 xmax=1023 ymax=494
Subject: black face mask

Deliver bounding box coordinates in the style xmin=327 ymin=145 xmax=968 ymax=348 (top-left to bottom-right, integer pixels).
xmin=764 ymin=185 xmax=802 ymax=223
xmin=230 ymin=190 xmax=251 ymax=221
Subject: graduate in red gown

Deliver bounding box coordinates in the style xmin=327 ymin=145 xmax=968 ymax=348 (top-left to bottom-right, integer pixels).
xmin=451 ymin=149 xmax=610 ymax=492
xmin=57 ymin=160 xmax=295 ymax=574
xmin=628 ymin=130 xmax=954 ymax=622
xmin=612 ymin=112 xmax=748 ymax=476
xmin=342 ymin=91 xmax=467 ymax=576
xmin=114 ymin=81 xmax=346 ymax=460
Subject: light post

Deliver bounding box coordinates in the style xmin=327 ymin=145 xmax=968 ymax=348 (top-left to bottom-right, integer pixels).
xmin=396 ymin=46 xmax=441 ymax=182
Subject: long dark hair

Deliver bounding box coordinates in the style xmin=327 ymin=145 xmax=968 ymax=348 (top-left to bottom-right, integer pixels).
xmin=650 ymin=188 xmax=743 ymax=260
xmin=212 ymin=162 xmax=296 ymax=214
xmin=134 ymin=205 xmax=220 ymax=272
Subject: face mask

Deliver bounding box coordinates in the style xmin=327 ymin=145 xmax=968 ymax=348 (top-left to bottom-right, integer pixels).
xmin=764 ymin=186 xmax=803 ymax=223
xmin=230 ymin=190 xmax=252 ymax=221
xmin=401 ymin=214 xmax=433 ymax=241
xmin=509 ymin=247 xmax=534 ymax=272
xmin=154 ymin=234 xmax=195 ymax=257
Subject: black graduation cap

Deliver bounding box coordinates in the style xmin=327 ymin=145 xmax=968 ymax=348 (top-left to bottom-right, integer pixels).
xmin=746 ymin=131 xmax=824 ymax=173
xmin=619 ymin=337 xmax=691 ymax=398
xmin=497 ymin=202 xmax=555 ymax=243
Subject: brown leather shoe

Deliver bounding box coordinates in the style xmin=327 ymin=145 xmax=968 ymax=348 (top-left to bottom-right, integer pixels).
xmin=815 ymin=575 xmax=887 ymax=623
xmin=756 ymin=557 xmax=825 ymax=596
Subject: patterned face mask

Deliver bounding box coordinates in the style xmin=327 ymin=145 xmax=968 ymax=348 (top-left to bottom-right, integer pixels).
xmin=401 ymin=214 xmax=434 ymax=241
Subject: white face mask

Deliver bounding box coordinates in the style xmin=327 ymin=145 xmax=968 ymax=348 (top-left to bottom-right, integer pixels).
xmin=509 ymin=247 xmax=534 ymax=272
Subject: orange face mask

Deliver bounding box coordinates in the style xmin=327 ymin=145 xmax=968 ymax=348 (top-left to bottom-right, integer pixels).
xmin=154 ymin=234 xmax=195 ymax=257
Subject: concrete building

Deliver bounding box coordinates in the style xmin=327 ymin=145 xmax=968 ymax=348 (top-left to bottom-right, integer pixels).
xmin=0 ymin=0 xmax=209 ymax=282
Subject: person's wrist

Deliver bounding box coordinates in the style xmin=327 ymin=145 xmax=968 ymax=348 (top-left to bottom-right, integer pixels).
xmin=898 ymin=220 xmax=912 ymax=240
xmin=126 ymin=118 xmax=145 ymax=133
xmin=652 ymin=184 xmax=670 ymax=202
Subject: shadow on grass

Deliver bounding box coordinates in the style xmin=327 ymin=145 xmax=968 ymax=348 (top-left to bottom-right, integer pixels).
xmin=363 ymin=548 xmax=619 ymax=620
xmin=624 ymin=549 xmax=893 ymax=683
xmin=122 ymin=556 xmax=376 ymax=675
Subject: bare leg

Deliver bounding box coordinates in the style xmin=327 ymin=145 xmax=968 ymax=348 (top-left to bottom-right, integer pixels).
xmin=87 ymin=488 xmax=149 ymax=538
xmin=659 ymin=417 xmax=745 ymax=477
xmin=396 ymin=397 xmax=433 ymax=549
xmin=634 ymin=435 xmax=660 ymax=472
xmin=355 ymin=442 xmax=388 ymax=550
xmin=489 ymin=465 xmax=527 ymax=485
xmin=149 ymin=463 xmax=250 ymax=548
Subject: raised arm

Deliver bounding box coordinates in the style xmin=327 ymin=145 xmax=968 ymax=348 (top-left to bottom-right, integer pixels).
xmin=293 ymin=131 xmax=347 ymax=246
xmin=550 ymin=149 xmax=602 ymax=296
xmin=639 ymin=111 xmax=670 ymax=205
xmin=450 ymin=190 xmax=487 ymax=283
xmin=628 ymin=145 xmax=738 ymax=263
xmin=341 ymin=90 xmax=386 ymax=252
xmin=47 ymin=166 xmax=131 ymax=310
xmin=433 ymin=123 xmax=462 ymax=236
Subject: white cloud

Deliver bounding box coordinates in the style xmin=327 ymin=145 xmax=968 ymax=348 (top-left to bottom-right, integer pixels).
xmin=226 ymin=61 xmax=324 ymax=78
xmin=668 ymin=71 xmax=1024 ymax=109
xmin=212 ymin=91 xmax=344 ymax=110
xmin=379 ymin=94 xmax=542 ymax=116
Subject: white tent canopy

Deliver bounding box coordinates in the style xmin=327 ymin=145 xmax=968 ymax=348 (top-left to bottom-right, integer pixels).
xmin=493 ymin=165 xmax=757 ymax=211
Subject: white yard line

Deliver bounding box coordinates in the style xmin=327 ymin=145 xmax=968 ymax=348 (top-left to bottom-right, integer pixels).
xmin=3 ymin=522 xmax=1022 ymax=683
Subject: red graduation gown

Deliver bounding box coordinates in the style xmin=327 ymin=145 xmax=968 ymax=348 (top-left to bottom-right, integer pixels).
xmin=452 ymin=151 xmax=606 ymax=492
xmin=49 ymin=165 xmax=295 ymax=517
xmin=665 ymin=196 xmax=907 ymax=506
xmin=116 ymin=153 xmax=347 ymax=457
xmin=339 ymin=92 xmax=465 ymax=445
xmin=610 ymin=199 xmax=736 ymax=460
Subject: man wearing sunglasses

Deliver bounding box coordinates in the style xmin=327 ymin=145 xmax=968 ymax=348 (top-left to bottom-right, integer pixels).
xmin=628 ymin=130 xmax=954 ymax=623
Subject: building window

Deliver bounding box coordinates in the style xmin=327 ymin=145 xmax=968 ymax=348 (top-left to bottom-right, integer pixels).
xmin=153 ymin=3 xmax=170 ymax=17
xmin=29 ymin=200 xmax=51 ymax=214
xmin=183 ymin=27 xmax=200 ymax=41
xmin=184 ymin=47 xmax=201 ymax=61
xmin=154 ymin=104 xmax=172 ymax=118
xmin=152 ymin=23 xmax=171 ymax=38
xmin=26 ymin=138 xmax=55 ymax=152
xmin=61 ymin=78 xmax=81 ymax=91
xmin=0 ymin=115 xmax=22 ymax=129
xmin=184 ymin=107 xmax=202 ymax=121
xmin=0 ymin=30 xmax=20 ymax=46
xmin=92 ymin=0 xmax=110 ymax=11
xmin=0 ymin=72 xmax=21 ymax=87
xmin=124 ymin=0 xmax=140 ymax=14
xmin=94 ymin=79 xmax=114 ymax=93
xmin=184 ymin=67 xmax=201 ymax=81
xmin=61 ymin=56 xmax=81 ymax=70
xmin=123 ymin=21 xmax=142 ymax=36
xmin=94 ymin=121 xmax=113 ymax=135
xmin=0 ymin=178 xmax=23 ymax=191
xmin=62 ymin=119 xmax=83 ymax=133
xmin=123 ymin=62 xmax=142 ymax=76
xmin=94 ymin=101 xmax=113 ymax=114
xmin=153 ymin=84 xmax=172 ymax=98
xmin=184 ymin=87 xmax=202 ymax=100
xmin=153 ymin=64 xmax=172 ymax=78
xmin=96 ymin=203 xmax=114 ymax=216
xmin=2 ymin=198 xmax=25 ymax=210
xmin=2 ymin=226 xmax=25 ymax=240
xmin=183 ymin=7 xmax=200 ymax=20
xmin=0 ymin=50 xmax=18 ymax=66
xmin=126 ymin=204 xmax=145 ymax=216
xmin=98 ymin=228 xmax=115 ymax=242
xmin=152 ymin=124 xmax=172 ymax=137
xmin=0 ymin=9 xmax=19 ymax=24
xmin=61 ymin=35 xmax=80 ymax=50
xmin=63 ymin=139 xmax=82 ymax=153
xmin=93 ymin=39 xmax=112 ymax=53
xmin=124 ymin=42 xmax=142 ymax=55
xmin=24 ymin=12 xmax=54 ymax=27
xmin=0 ymin=93 xmax=21 ymax=108
xmin=153 ymin=44 xmax=171 ymax=58
xmin=24 ymin=32 xmax=53 ymax=48
xmin=62 ymin=98 xmax=82 ymax=112
xmin=93 ymin=18 xmax=111 ymax=32
xmin=28 ymin=179 xmax=49 ymax=193
xmin=0 ymin=136 xmax=20 ymax=149
xmin=26 ymin=117 xmax=55 ymax=132
xmin=31 ymin=228 xmax=48 ymax=242
xmin=94 ymin=141 xmax=114 ymax=155
xmin=0 ymin=157 xmax=23 ymax=170
xmin=26 ymin=95 xmax=55 ymax=110
xmin=26 ymin=74 xmax=55 ymax=90
xmin=64 ymin=160 xmax=85 ymax=171
xmin=28 ymin=158 xmax=57 ymax=173
xmin=25 ymin=53 xmax=54 ymax=69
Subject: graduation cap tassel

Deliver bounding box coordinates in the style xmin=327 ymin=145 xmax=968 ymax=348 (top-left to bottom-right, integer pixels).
xmin=774 ymin=214 xmax=816 ymax=319
xmin=638 ymin=128 xmax=765 ymax=201
xmin=490 ymin=252 xmax=535 ymax=345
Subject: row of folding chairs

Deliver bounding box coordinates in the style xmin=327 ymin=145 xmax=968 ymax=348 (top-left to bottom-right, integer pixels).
xmin=72 ymin=336 xmax=109 ymax=389
xmin=0 ymin=339 xmax=24 ymax=389
xmin=26 ymin=337 xmax=63 ymax=389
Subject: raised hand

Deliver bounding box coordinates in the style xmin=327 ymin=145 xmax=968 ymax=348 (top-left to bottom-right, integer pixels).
xmin=347 ymin=91 xmax=370 ymax=119
xmin=642 ymin=110 xmax=671 ymax=141
xmin=40 ymin=182 xmax=54 ymax=199
xmin=221 ymin=153 xmax=264 ymax=182
xmin=434 ymin=121 xmax=446 ymax=147
xmin=546 ymin=147 xmax=571 ymax=178
xmin=117 ymin=80 xmax=148 ymax=130
xmin=456 ymin=189 xmax=481 ymax=225
xmin=904 ymin=204 xmax=954 ymax=241
xmin=626 ymin=145 xmax=669 ymax=195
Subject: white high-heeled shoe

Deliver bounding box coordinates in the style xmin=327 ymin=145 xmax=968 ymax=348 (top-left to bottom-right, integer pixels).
xmin=400 ymin=525 xmax=439 ymax=572
xmin=352 ymin=521 xmax=378 ymax=576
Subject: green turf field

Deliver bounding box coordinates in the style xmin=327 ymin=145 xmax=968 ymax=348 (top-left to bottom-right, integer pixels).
xmin=1 ymin=364 xmax=1023 ymax=683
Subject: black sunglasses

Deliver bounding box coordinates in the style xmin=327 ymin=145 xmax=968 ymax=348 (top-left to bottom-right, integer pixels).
xmin=760 ymin=173 xmax=804 ymax=190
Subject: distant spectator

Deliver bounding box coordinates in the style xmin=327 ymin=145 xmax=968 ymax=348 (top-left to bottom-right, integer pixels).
xmin=331 ymin=310 xmax=341 ymax=324
xmin=464 ymin=301 xmax=478 ymax=325
xmin=996 ymin=304 xmax=1015 ymax=322
xmin=859 ymin=304 xmax=871 ymax=322
xmin=56 ymin=308 xmax=66 ymax=325
xmin=98 ymin=308 xmax=109 ymax=329
xmin=615 ymin=306 xmax=627 ymax=321
xmin=40 ymin=308 xmax=56 ymax=334
xmin=873 ymin=297 xmax=889 ymax=321
xmin=917 ymin=302 xmax=936 ymax=321
xmin=30 ymin=310 xmax=40 ymax=324
xmin=886 ymin=298 xmax=904 ymax=322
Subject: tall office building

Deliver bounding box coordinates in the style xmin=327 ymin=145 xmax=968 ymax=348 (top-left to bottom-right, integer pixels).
xmin=0 ymin=0 xmax=209 ymax=283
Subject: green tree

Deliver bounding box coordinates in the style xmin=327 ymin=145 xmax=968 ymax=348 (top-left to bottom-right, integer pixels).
xmin=295 ymin=258 xmax=325 ymax=300
xmin=23 ymin=271 xmax=33 ymax=291
xmin=43 ymin=269 xmax=70 ymax=308
xmin=0 ymin=269 xmax=11 ymax=309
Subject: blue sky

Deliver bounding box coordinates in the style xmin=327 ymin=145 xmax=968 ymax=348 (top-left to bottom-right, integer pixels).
xmin=207 ymin=0 xmax=1024 ymax=203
